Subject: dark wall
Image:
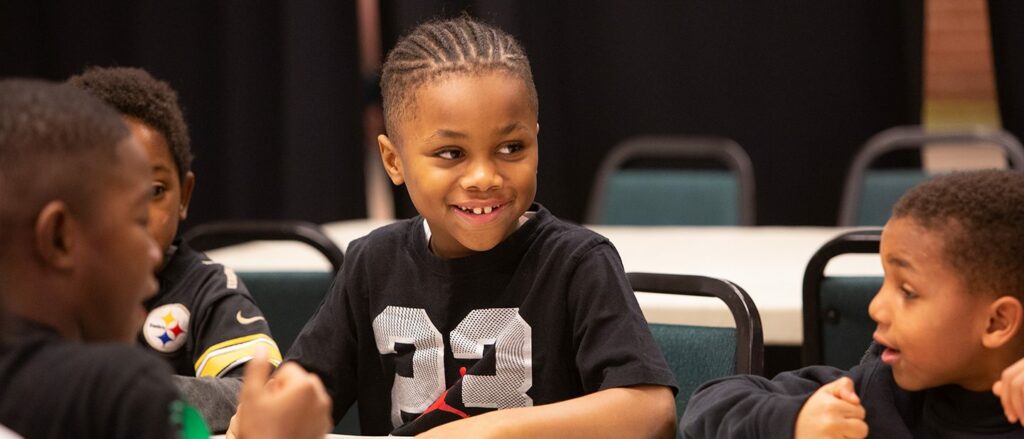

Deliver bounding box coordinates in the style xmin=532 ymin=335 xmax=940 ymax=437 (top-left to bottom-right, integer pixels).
xmin=4 ymin=1 xmax=939 ymax=226
xmin=0 ymin=1 xmax=366 ymax=230
xmin=990 ymin=0 xmax=1024 ymax=146
xmin=382 ymin=0 xmax=923 ymax=225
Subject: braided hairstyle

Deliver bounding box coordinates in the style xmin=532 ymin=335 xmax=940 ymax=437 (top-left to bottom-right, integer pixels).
xmin=380 ymin=16 xmax=538 ymax=139
xmin=893 ymin=170 xmax=1024 ymax=299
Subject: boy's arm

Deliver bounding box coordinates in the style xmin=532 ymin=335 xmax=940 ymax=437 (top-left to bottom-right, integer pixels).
xmin=171 ymin=376 xmax=242 ymax=433
xmin=680 ymin=366 xmax=862 ymax=439
xmin=417 ymin=385 xmax=675 ymax=439
xmin=189 ymin=269 xmax=282 ymax=379
xmin=283 ymin=264 xmax=361 ymax=424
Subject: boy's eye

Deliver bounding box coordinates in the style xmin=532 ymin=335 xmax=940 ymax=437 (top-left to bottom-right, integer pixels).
xmin=435 ymin=149 xmax=464 ymax=160
xmin=900 ymin=286 xmax=918 ymax=300
xmin=151 ymin=184 xmax=167 ymax=198
xmin=497 ymin=142 xmax=524 ymax=155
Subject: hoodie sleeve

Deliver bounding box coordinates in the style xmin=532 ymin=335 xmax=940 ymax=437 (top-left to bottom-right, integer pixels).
xmin=680 ymin=365 xmax=850 ymax=439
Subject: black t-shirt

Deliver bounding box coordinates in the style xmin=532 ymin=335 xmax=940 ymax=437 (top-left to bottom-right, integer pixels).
xmin=681 ymin=342 xmax=1024 ymax=438
xmin=0 ymin=319 xmax=182 ymax=439
xmin=287 ymin=204 xmax=677 ymax=436
xmin=139 ymin=241 xmax=280 ymax=377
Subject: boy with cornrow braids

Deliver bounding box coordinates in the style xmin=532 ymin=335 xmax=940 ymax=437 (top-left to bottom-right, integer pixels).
xmin=273 ymin=16 xmax=678 ymax=438
xmin=68 ymin=67 xmax=280 ymax=431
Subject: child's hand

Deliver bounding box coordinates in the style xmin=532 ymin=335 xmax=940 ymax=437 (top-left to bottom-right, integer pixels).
xmin=794 ymin=377 xmax=868 ymax=439
xmin=227 ymin=348 xmax=333 ymax=439
xmin=994 ymin=357 xmax=1024 ymax=426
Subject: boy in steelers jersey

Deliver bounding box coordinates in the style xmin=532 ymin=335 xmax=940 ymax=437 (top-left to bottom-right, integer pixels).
xmin=0 ymin=79 xmax=331 ymax=439
xmin=69 ymin=66 xmax=281 ymax=376
xmin=69 ymin=68 xmax=280 ymax=429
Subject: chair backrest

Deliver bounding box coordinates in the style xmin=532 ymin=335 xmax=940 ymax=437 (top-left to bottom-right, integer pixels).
xmin=801 ymin=229 xmax=882 ymax=369
xmin=838 ymin=125 xmax=1024 ymax=226
xmin=586 ymin=136 xmax=756 ymax=226
xmin=183 ymin=220 xmax=344 ymax=272
xmin=183 ymin=220 xmax=343 ymax=354
xmin=627 ymin=272 xmax=763 ymax=420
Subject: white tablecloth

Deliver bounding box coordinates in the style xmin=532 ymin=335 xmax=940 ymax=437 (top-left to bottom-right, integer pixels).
xmin=205 ymin=220 xmax=883 ymax=345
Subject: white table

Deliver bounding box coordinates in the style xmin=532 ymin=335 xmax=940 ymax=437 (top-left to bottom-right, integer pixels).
xmin=205 ymin=220 xmax=883 ymax=345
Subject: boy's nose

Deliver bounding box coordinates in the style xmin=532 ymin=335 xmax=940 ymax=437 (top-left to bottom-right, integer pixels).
xmin=461 ymin=159 xmax=503 ymax=191
xmin=867 ymin=286 xmax=889 ymax=325
xmin=146 ymin=235 xmax=162 ymax=269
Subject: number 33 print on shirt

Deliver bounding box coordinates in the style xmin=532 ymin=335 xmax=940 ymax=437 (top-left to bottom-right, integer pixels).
xmin=372 ymin=306 xmax=533 ymax=428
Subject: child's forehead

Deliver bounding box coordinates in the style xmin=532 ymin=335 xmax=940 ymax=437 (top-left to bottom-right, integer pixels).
xmin=123 ymin=116 xmax=178 ymax=173
xmin=882 ymin=217 xmax=953 ymax=266
xmin=405 ymin=73 xmax=534 ymax=121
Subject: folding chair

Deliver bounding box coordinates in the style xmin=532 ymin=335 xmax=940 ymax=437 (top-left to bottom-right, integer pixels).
xmin=184 ymin=220 xmax=343 ymax=355
xmin=801 ymin=229 xmax=882 ymax=369
xmin=838 ymin=125 xmax=1024 ymax=226
xmin=627 ymin=272 xmax=763 ymax=423
xmin=586 ymin=136 xmax=756 ymax=226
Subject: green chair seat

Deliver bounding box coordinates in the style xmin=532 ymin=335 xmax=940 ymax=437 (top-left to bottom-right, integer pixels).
xmin=235 ymin=271 xmax=332 ymax=355
xmin=601 ymin=170 xmax=739 ymax=226
xmin=649 ymin=323 xmax=736 ymax=415
xmin=586 ymin=136 xmax=755 ymax=226
xmin=819 ymin=276 xmax=883 ymax=369
xmin=627 ymin=272 xmax=763 ymax=432
xmin=802 ymin=229 xmax=882 ymax=368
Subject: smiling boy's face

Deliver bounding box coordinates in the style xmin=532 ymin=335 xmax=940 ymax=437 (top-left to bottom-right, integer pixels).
xmin=378 ymin=71 xmax=539 ymax=259
xmin=870 ymin=216 xmax=994 ymax=391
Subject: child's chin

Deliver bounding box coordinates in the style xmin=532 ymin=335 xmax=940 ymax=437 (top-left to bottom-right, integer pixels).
xmin=891 ymin=370 xmax=930 ymax=392
xmin=462 ymin=238 xmax=503 ymax=253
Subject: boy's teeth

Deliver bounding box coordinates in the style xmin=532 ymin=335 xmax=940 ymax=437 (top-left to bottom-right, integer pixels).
xmin=458 ymin=205 xmax=498 ymax=215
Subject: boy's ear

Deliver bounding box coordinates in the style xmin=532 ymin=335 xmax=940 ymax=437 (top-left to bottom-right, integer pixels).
xmin=179 ymin=171 xmax=196 ymax=220
xmin=378 ymin=134 xmax=405 ymax=186
xmin=34 ymin=201 xmax=76 ymax=271
xmin=982 ymin=295 xmax=1024 ymax=349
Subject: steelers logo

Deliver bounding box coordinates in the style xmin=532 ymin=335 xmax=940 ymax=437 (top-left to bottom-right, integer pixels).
xmin=142 ymin=303 xmax=191 ymax=352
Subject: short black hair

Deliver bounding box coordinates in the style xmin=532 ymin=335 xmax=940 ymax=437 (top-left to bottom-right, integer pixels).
xmin=68 ymin=67 xmax=192 ymax=182
xmin=0 ymin=79 xmax=129 ymax=256
xmin=892 ymin=170 xmax=1024 ymax=299
xmin=380 ymin=16 xmax=538 ymax=139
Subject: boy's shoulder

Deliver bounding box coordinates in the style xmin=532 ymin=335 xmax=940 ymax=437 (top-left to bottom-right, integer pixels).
xmin=349 ymin=216 xmax=421 ymax=256
xmin=1 ymin=320 xmax=178 ymax=436
xmin=530 ymin=207 xmax=609 ymax=245
xmin=156 ymin=241 xmax=248 ymax=303
xmin=2 ymin=319 xmax=174 ymax=385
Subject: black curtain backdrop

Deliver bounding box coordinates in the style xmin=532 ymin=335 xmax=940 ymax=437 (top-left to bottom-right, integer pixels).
xmin=990 ymin=0 xmax=1024 ymax=146
xmin=3 ymin=1 xmax=936 ymax=226
xmin=381 ymin=0 xmax=923 ymax=225
xmin=0 ymin=1 xmax=365 ymax=231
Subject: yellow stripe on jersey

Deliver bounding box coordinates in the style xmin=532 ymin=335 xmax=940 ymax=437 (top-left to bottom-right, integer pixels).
xmin=193 ymin=334 xmax=282 ymax=378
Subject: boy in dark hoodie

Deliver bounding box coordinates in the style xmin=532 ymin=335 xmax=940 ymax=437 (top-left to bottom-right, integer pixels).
xmin=682 ymin=170 xmax=1024 ymax=438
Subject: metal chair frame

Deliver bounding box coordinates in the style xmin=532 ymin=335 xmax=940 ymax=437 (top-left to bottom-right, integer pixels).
xmin=627 ymin=272 xmax=764 ymax=375
xmin=183 ymin=220 xmax=344 ymax=272
xmin=586 ymin=136 xmax=756 ymax=226
xmin=838 ymin=126 xmax=1024 ymax=226
xmin=801 ymin=229 xmax=882 ymax=366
